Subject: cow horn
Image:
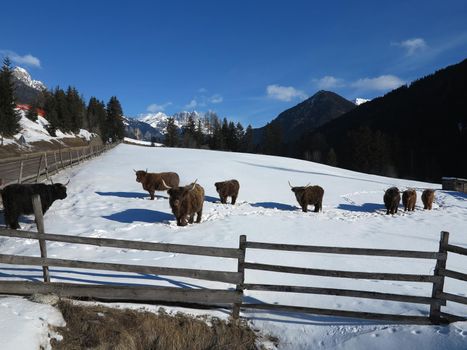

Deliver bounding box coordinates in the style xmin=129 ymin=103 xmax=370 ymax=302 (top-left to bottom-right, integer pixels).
xmin=304 ymin=183 xmax=311 ymax=188
xmin=145 ymin=168 xmax=148 ymax=173
xmin=64 ymin=178 xmax=71 ymax=186
xmin=133 ymin=169 xmax=137 ymax=173
xmin=161 ymin=178 xmax=172 ymax=190
xmin=288 ymin=181 xmax=293 ymax=188
xmin=50 ymin=178 xmax=54 ymax=185
xmin=189 ymin=179 xmax=198 ymax=191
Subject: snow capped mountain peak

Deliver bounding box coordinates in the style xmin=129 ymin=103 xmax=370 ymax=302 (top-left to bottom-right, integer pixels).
xmin=12 ymin=66 xmax=46 ymax=91
xmin=353 ymin=98 xmax=370 ymax=106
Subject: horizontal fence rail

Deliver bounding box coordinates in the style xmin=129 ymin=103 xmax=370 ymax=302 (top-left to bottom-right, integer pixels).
xmin=0 ymin=229 xmax=241 ymax=259
xmin=243 ymin=262 xmax=441 ymax=283
xmin=0 ymin=254 xmax=242 ymax=284
xmin=0 ymin=281 xmax=241 ymax=305
xmin=243 ymin=283 xmax=440 ymax=305
xmin=246 ymin=241 xmax=445 ymax=260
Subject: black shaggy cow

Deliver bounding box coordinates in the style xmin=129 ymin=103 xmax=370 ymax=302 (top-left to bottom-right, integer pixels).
xmin=215 ymin=179 xmax=240 ymax=204
xmin=384 ymin=187 xmax=400 ymax=215
xmin=289 ymin=181 xmax=324 ymax=213
xmin=164 ymin=180 xmax=205 ymax=226
xmin=134 ymin=170 xmax=180 ymax=200
xmin=1 ymin=183 xmax=68 ymax=229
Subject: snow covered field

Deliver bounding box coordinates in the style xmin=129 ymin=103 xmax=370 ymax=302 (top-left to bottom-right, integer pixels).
xmin=1 ymin=143 xmax=466 ymax=349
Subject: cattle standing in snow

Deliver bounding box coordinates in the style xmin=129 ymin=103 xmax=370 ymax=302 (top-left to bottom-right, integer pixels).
xmin=134 ymin=170 xmax=180 ymax=200
xmin=422 ymin=189 xmax=435 ymax=210
xmin=215 ymin=179 xmax=240 ymax=204
xmin=402 ymin=189 xmax=417 ymax=211
xmin=384 ymin=187 xmax=400 ymax=215
xmin=164 ymin=180 xmax=205 ymax=226
xmin=1 ymin=183 xmax=68 ymax=229
xmin=289 ymin=181 xmax=324 ymax=213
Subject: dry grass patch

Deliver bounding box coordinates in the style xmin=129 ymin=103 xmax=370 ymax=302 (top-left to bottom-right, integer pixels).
xmin=52 ymin=300 xmax=269 ymax=350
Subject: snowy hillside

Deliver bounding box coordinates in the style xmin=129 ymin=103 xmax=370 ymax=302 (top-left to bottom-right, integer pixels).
xmin=2 ymin=110 xmax=96 ymax=148
xmin=1 ymin=144 xmax=466 ymax=349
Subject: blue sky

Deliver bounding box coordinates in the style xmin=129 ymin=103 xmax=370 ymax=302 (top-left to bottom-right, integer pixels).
xmin=1 ymin=0 xmax=467 ymax=127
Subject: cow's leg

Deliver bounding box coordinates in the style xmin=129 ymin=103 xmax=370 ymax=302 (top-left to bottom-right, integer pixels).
xmin=196 ymin=208 xmax=202 ymax=223
xmin=231 ymin=195 xmax=237 ymax=205
xmin=188 ymin=214 xmax=195 ymax=224
xmin=221 ymin=196 xmax=226 ymax=204
xmin=302 ymin=205 xmax=307 ymax=213
xmin=314 ymin=201 xmax=321 ymax=213
xmin=178 ymin=216 xmax=187 ymax=226
xmin=149 ymin=190 xmax=155 ymax=200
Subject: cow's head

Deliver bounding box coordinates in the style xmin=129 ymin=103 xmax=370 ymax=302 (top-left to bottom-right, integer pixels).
xmin=288 ymin=181 xmax=310 ymax=194
xmin=167 ymin=181 xmax=197 ymax=212
xmin=134 ymin=169 xmax=147 ymax=183
xmin=214 ymin=182 xmax=222 ymax=192
xmin=51 ymin=183 xmax=68 ymax=200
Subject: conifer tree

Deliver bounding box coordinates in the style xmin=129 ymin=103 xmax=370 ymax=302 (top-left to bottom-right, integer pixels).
xmin=26 ymin=100 xmax=38 ymax=121
xmin=105 ymin=96 xmax=124 ymax=142
xmin=0 ymin=57 xmax=21 ymax=138
xmin=165 ymin=117 xmax=179 ymax=147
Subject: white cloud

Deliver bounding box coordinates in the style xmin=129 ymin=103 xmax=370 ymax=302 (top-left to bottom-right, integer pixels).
xmin=208 ymin=94 xmax=223 ymax=104
xmin=146 ymin=102 xmax=172 ymax=113
xmin=394 ymin=38 xmax=427 ymax=56
xmin=198 ymin=88 xmax=207 ymax=93
xmin=351 ymin=75 xmax=405 ymax=91
xmin=0 ymin=50 xmax=41 ymax=67
xmin=266 ymin=84 xmax=307 ymax=102
xmin=313 ymin=76 xmax=345 ymax=89
xmin=185 ymin=99 xmax=198 ymax=109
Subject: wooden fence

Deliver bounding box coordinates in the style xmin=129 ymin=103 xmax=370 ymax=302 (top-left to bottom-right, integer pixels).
xmin=239 ymin=234 xmax=467 ymax=324
xmin=0 ymin=143 xmax=118 ymax=186
xmin=0 ymin=196 xmax=465 ymax=324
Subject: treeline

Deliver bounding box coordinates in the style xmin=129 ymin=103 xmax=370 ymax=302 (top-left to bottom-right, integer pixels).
xmin=0 ymin=57 xmax=124 ymax=142
xmin=164 ymin=112 xmax=255 ymax=153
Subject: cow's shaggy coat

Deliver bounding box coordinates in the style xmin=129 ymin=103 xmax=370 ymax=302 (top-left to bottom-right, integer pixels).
xmin=384 ymin=187 xmax=400 ymax=215
xmin=402 ymin=189 xmax=417 ymax=211
xmin=422 ymin=189 xmax=435 ymax=210
xmin=290 ymin=183 xmax=324 ymax=213
xmin=1 ymin=183 xmax=67 ymax=229
xmin=215 ymin=179 xmax=240 ymax=204
xmin=167 ymin=182 xmax=205 ymax=226
xmin=134 ymin=170 xmax=179 ymax=200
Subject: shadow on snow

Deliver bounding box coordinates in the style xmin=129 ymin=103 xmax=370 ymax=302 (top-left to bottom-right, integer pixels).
xmin=95 ymin=191 xmax=168 ymax=200
xmin=102 ymin=209 xmax=173 ymax=223
xmin=337 ymin=203 xmax=386 ymax=213
xmin=251 ymin=202 xmax=298 ymax=211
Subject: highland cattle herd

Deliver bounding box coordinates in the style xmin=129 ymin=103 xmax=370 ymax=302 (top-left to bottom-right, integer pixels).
xmin=0 ymin=168 xmax=437 ymax=229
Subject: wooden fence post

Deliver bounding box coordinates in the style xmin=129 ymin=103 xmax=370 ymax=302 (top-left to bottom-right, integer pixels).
xmin=35 ymin=154 xmax=43 ymax=183
xmin=44 ymin=152 xmax=49 ymax=181
xmin=69 ymin=150 xmax=73 ymax=167
xmin=232 ymin=235 xmax=246 ymax=319
xmin=18 ymin=159 xmax=24 ymax=184
xmin=59 ymin=149 xmax=64 ymax=169
xmin=32 ymin=195 xmax=50 ymax=282
xmin=430 ymin=231 xmax=449 ymax=324
xmin=53 ymin=151 xmax=58 ymax=175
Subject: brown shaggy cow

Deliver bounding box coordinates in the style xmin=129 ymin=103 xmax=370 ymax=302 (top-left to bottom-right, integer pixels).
xmin=289 ymin=181 xmax=324 ymax=213
xmin=164 ymin=180 xmax=205 ymax=226
xmin=134 ymin=170 xmax=180 ymax=200
xmin=402 ymin=189 xmax=417 ymax=211
xmin=215 ymin=179 xmax=240 ymax=204
xmin=384 ymin=187 xmax=400 ymax=215
xmin=422 ymin=189 xmax=435 ymax=210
